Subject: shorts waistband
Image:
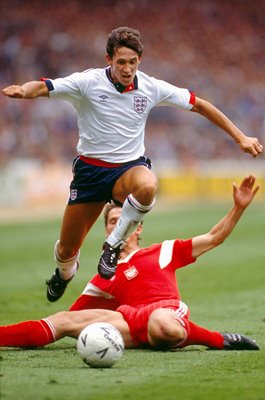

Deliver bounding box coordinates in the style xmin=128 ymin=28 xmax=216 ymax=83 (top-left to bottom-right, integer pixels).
xmin=79 ymin=155 xmax=125 ymax=168
xmin=79 ymin=155 xmax=144 ymax=168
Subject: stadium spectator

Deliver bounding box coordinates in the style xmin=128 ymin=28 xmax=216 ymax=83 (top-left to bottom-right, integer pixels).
xmin=2 ymin=25 xmax=263 ymax=302
xmin=0 ymin=175 xmax=260 ymax=351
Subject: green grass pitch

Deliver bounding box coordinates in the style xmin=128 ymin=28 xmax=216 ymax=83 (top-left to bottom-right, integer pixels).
xmin=0 ymin=202 xmax=264 ymax=400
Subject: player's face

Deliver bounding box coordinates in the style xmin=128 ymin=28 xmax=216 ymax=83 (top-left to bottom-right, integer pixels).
xmin=105 ymin=206 xmax=143 ymax=251
xmin=106 ymin=47 xmax=141 ymax=87
xmin=105 ymin=207 xmax=122 ymax=236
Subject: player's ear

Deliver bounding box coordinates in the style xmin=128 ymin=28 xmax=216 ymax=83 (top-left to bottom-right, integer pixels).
xmin=106 ymin=54 xmax=112 ymax=65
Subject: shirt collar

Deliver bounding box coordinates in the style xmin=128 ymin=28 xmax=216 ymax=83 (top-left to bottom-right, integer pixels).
xmin=118 ymin=249 xmax=140 ymax=264
xmin=105 ymin=66 xmax=138 ymax=93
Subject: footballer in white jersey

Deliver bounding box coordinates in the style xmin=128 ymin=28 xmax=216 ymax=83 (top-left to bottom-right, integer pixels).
xmin=46 ymin=66 xmax=194 ymax=163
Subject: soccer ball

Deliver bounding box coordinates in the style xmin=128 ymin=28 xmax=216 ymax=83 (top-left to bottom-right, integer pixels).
xmin=77 ymin=322 xmax=125 ymax=368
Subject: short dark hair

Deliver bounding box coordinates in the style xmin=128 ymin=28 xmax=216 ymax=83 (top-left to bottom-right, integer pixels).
xmin=106 ymin=27 xmax=144 ymax=59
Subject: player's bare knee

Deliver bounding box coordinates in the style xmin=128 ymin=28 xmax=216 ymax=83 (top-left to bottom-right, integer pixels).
xmin=133 ymin=181 xmax=157 ymax=205
xmin=148 ymin=309 xmax=172 ymax=344
xmin=148 ymin=308 xmax=186 ymax=349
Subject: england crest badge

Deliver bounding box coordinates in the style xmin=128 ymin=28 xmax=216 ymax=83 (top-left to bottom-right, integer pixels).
xmin=134 ymin=96 xmax=147 ymax=113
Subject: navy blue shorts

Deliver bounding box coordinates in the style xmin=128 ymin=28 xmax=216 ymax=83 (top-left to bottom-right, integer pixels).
xmin=68 ymin=156 xmax=152 ymax=204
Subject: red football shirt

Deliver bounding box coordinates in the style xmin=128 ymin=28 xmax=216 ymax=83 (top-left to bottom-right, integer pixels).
xmin=70 ymin=239 xmax=196 ymax=311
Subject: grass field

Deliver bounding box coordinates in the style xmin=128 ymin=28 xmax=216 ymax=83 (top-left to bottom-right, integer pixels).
xmin=0 ymin=201 xmax=265 ymax=400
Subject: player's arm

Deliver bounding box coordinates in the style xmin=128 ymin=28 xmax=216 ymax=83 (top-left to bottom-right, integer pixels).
xmin=2 ymin=81 xmax=49 ymax=99
xmin=69 ymin=294 xmax=118 ymax=311
xmin=69 ymin=278 xmax=119 ymax=311
xmin=190 ymin=96 xmax=263 ymax=158
xmin=191 ymin=175 xmax=260 ymax=259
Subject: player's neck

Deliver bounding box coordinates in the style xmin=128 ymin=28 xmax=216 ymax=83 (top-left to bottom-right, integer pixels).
xmin=120 ymin=243 xmax=140 ymax=259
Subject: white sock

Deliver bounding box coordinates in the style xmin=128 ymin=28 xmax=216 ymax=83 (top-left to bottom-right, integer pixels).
xmin=54 ymin=240 xmax=80 ymax=280
xmin=107 ymin=194 xmax=155 ymax=248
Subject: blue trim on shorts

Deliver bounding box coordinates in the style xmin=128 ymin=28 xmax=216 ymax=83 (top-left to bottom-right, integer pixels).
xmin=68 ymin=156 xmax=152 ymax=204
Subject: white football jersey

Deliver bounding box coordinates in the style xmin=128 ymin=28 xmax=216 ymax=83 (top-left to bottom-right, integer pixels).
xmin=47 ymin=67 xmax=194 ymax=163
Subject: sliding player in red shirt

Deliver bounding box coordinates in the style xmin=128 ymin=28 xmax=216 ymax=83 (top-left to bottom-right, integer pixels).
xmin=0 ymin=175 xmax=260 ymax=351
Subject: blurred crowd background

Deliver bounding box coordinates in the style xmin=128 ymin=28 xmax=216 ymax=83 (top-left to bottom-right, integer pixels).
xmin=1 ymin=0 xmax=264 ymax=167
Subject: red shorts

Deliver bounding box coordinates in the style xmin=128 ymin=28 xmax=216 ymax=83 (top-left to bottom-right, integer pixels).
xmin=117 ymin=300 xmax=190 ymax=346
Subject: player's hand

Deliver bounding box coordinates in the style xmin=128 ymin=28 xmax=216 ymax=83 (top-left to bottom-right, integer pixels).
xmin=2 ymin=85 xmax=25 ymax=98
xmin=239 ymin=136 xmax=263 ymax=157
xmin=233 ymin=175 xmax=260 ymax=209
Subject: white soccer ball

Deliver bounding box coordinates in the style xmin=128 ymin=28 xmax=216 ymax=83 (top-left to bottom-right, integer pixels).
xmin=77 ymin=322 xmax=125 ymax=368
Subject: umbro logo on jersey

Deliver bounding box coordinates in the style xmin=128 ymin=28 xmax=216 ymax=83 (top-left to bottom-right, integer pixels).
xmin=124 ymin=265 xmax=138 ymax=280
xmin=134 ymin=96 xmax=147 ymax=113
xmin=99 ymin=95 xmax=110 ymax=102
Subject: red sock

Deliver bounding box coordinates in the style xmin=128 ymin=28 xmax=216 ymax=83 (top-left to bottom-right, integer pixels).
xmin=0 ymin=319 xmax=55 ymax=348
xmin=179 ymin=320 xmax=224 ymax=349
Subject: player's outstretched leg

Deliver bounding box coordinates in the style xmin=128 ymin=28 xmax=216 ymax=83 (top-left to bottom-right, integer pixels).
xmin=98 ymin=194 xmax=155 ymax=279
xmin=0 ymin=319 xmax=55 ymax=348
xmin=46 ymin=267 xmax=78 ymax=302
xmin=46 ymin=241 xmax=80 ymax=302
xmin=177 ymin=321 xmax=259 ymax=351
xmin=221 ymin=333 xmax=259 ymax=350
xmin=97 ymin=241 xmax=125 ymax=280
